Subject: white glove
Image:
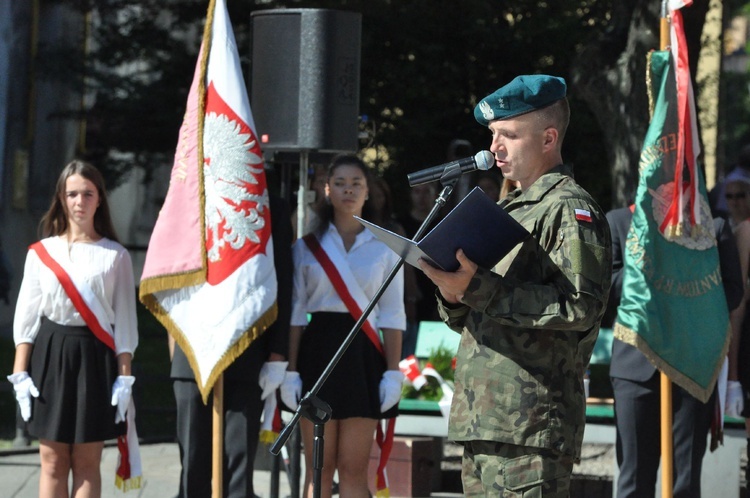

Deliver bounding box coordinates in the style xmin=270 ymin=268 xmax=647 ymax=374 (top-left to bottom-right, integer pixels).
xmin=259 ymin=361 xmax=289 ymax=400
xmin=280 ymin=371 xmax=302 ymax=411
xmin=7 ymin=372 xmax=39 ymax=422
xmin=726 ymin=380 xmax=744 ymax=418
xmin=379 ymin=370 xmax=405 ymax=413
xmin=111 ymin=375 xmax=135 ymax=423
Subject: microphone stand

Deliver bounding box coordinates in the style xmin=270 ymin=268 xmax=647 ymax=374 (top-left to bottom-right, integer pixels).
xmin=271 ymin=163 xmax=466 ymax=498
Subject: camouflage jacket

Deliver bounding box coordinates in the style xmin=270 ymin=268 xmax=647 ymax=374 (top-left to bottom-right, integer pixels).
xmin=438 ymin=164 xmax=612 ymax=459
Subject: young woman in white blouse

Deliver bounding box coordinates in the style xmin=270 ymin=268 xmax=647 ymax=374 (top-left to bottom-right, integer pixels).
xmin=281 ymin=154 xmax=406 ymax=498
xmin=9 ymin=160 xmax=138 ymax=498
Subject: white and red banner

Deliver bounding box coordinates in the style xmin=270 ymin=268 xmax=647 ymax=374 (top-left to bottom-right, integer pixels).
xmin=140 ymin=0 xmax=277 ymax=400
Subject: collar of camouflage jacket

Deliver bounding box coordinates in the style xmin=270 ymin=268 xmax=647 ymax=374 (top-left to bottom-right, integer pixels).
xmin=504 ymin=163 xmax=572 ymax=206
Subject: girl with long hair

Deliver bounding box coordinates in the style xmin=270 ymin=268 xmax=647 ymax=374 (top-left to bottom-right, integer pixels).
xmin=9 ymin=160 xmax=138 ymax=498
xmin=281 ymin=154 xmax=405 ymax=498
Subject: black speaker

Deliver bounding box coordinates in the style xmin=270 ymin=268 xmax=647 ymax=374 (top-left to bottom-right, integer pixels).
xmin=250 ymin=9 xmax=361 ymax=153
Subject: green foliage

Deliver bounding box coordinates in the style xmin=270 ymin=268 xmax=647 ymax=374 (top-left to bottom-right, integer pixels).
xmin=425 ymin=344 xmax=455 ymax=383
xmin=350 ymin=0 xmax=615 ymax=213
xmin=401 ymin=344 xmax=455 ymax=402
xmin=44 ymin=0 xmax=750 ymax=223
xmin=44 ymin=0 xmax=612 ymax=203
xmin=720 ymin=70 xmax=750 ymax=165
xmin=401 ymin=377 xmax=443 ymax=402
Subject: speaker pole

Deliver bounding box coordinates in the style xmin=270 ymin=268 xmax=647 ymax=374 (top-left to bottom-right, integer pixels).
xmin=296 ymin=151 xmax=310 ymax=238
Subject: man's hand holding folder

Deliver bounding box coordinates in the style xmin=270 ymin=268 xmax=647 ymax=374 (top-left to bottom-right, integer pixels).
xmin=418 ymin=249 xmax=478 ymax=304
xmin=357 ymin=186 xmax=529 ymax=273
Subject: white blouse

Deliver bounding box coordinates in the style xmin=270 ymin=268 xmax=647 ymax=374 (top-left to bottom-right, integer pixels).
xmin=291 ymin=224 xmax=406 ymax=331
xmin=13 ymin=236 xmax=139 ymax=356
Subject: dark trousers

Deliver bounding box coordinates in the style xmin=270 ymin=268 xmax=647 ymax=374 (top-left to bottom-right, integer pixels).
xmin=612 ymin=375 xmax=715 ymax=498
xmin=173 ymin=378 xmax=263 ymax=498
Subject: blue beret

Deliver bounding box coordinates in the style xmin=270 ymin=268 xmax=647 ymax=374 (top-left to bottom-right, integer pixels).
xmin=474 ymin=75 xmax=567 ymax=126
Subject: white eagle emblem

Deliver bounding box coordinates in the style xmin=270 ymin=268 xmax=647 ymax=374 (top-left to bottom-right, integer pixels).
xmin=203 ymin=111 xmax=269 ymax=262
xmin=479 ymin=100 xmax=494 ymax=122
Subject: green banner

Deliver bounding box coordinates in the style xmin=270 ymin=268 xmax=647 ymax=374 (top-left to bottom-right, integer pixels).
xmin=614 ymin=50 xmax=730 ymax=403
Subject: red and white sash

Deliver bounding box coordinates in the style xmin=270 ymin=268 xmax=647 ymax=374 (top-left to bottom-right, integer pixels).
xmin=302 ymin=233 xmax=383 ymax=354
xmin=30 ymin=240 xmax=142 ymax=491
xmin=31 ymin=240 xmax=115 ymax=350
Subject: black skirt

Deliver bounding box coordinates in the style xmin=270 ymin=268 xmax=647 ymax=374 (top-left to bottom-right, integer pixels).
xmin=297 ymin=312 xmax=397 ymax=420
xmin=27 ymin=319 xmax=125 ymax=443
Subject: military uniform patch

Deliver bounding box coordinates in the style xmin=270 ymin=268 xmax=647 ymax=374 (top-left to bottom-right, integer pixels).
xmin=574 ymin=209 xmax=592 ymax=222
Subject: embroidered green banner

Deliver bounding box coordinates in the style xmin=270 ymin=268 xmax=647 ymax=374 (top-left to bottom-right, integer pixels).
xmin=614 ymin=49 xmax=730 ymax=403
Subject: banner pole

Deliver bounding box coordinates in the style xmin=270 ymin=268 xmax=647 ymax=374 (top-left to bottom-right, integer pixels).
xmin=212 ymin=374 xmax=224 ymax=498
xmin=659 ymin=4 xmax=674 ymax=497
xmin=297 ymin=151 xmax=310 ymax=239
xmin=660 ymin=372 xmax=674 ymax=498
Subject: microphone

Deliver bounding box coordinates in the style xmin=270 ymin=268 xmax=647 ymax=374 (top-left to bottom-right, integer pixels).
xmin=407 ymin=150 xmax=494 ymax=187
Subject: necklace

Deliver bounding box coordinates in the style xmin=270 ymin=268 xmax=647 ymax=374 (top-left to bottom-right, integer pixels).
xmin=64 ymin=233 xmax=99 ymax=260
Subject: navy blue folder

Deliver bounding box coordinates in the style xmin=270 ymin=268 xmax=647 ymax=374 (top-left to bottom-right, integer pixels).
xmin=357 ymin=186 xmax=529 ymax=272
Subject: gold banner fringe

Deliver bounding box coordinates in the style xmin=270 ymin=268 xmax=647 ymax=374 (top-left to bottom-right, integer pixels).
xmin=138 ymin=270 xmax=205 ymax=299
xmin=613 ymin=321 xmax=730 ymax=404
xmin=141 ymin=292 xmax=278 ymax=403
xmin=646 ymin=51 xmax=655 ymax=118
xmin=259 ymin=429 xmax=278 ymax=445
xmin=115 ymin=475 xmax=142 ymax=492
xmin=195 ymin=0 xmax=213 ymax=267
xmin=375 ymin=484 xmax=390 ymax=498
xmin=200 ymin=303 xmax=278 ymax=402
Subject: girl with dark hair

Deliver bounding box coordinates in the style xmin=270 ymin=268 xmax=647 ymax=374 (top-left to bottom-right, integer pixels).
xmin=281 ymin=154 xmax=406 ymax=498
xmin=9 ymin=160 xmax=139 ymax=497
xmin=39 ymin=160 xmax=120 ymax=242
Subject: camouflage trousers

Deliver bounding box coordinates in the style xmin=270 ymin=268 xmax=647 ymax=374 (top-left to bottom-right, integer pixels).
xmin=460 ymin=440 xmax=574 ymax=497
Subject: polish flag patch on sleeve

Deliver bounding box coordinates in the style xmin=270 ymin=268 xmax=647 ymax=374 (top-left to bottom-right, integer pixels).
xmin=575 ymin=208 xmax=592 ymax=222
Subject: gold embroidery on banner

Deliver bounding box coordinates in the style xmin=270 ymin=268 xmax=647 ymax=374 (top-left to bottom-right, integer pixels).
xmin=614 ymin=321 xmax=729 ymax=404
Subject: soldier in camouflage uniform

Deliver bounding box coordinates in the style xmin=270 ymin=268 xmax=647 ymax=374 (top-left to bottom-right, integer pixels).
xmin=420 ymin=75 xmax=612 ymax=497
